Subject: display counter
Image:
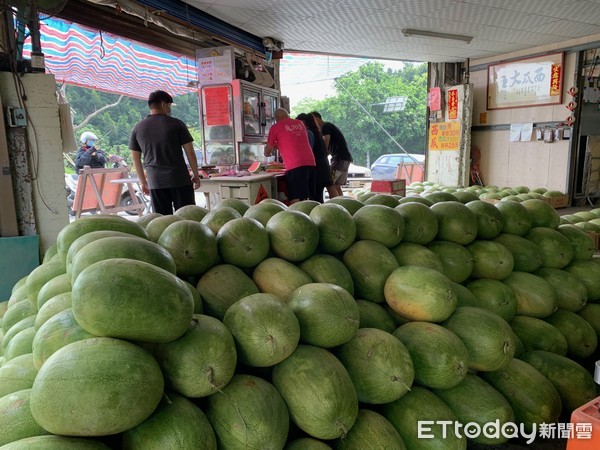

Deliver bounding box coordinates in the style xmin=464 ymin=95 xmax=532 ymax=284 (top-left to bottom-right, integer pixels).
xmin=198 ymin=173 xmax=279 ymax=209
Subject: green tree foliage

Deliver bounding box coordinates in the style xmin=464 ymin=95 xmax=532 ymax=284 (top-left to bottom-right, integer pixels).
xmin=291 ymin=62 xmax=427 ymax=166
xmin=63 ymin=85 xmax=201 ymax=168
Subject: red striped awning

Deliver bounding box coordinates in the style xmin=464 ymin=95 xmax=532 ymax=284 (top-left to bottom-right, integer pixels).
xmin=24 ymin=18 xmax=198 ymax=98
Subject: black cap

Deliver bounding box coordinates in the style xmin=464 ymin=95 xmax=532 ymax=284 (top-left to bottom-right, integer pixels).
xmin=148 ymin=90 xmax=173 ymax=106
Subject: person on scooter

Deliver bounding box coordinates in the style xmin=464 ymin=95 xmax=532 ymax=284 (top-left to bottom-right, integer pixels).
xmin=74 ymin=131 xmax=107 ymax=173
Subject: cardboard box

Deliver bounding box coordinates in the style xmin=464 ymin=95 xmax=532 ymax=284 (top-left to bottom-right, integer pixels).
xmin=588 ymin=232 xmax=600 ymax=251
xmin=370 ymin=179 xmax=406 ymax=195
xmin=543 ymin=195 xmax=569 ymax=209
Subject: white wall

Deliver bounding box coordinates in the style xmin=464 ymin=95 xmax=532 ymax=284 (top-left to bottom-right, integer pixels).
xmin=0 ymin=73 xmax=69 ymax=254
xmin=469 ymin=52 xmax=576 ymax=192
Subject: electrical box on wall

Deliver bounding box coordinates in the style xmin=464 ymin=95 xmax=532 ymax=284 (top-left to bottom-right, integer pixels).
xmin=6 ymin=107 xmax=27 ymax=127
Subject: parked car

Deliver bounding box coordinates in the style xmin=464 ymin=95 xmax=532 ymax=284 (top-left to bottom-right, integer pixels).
xmin=347 ymin=162 xmax=372 ymax=178
xmin=370 ymin=153 xmax=425 ymax=180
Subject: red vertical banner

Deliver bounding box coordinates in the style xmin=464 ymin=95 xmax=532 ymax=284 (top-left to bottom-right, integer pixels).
xmin=447 ymin=89 xmax=459 ymax=120
xmin=550 ymin=64 xmax=562 ymax=97
xmin=204 ymin=86 xmax=230 ymax=126
xmin=429 ymin=87 xmax=442 ymax=111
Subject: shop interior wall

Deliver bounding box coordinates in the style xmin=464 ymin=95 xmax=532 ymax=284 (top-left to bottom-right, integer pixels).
xmin=0 ymin=73 xmax=69 ymax=254
xmin=469 ymin=52 xmax=576 ymax=192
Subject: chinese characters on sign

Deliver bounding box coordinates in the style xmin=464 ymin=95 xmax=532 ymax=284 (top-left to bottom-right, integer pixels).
xmin=196 ymin=47 xmax=234 ymax=85
xmin=204 ymin=86 xmax=231 ymax=127
xmin=447 ymin=89 xmax=458 ymax=120
xmin=429 ymin=122 xmax=461 ymax=151
xmin=487 ymin=52 xmax=564 ymax=109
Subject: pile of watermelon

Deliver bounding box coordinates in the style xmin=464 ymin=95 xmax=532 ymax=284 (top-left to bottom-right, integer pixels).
xmin=1 ymin=189 xmax=599 ymax=449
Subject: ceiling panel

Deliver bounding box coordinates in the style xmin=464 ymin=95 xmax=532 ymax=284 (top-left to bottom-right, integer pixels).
xmin=182 ymin=0 xmax=600 ymax=62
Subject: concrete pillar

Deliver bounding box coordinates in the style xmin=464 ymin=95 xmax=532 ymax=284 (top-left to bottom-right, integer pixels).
xmin=0 ymin=72 xmax=69 ymax=255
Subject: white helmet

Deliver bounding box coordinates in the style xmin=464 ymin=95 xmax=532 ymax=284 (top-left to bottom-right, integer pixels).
xmin=80 ymin=131 xmax=98 ymax=143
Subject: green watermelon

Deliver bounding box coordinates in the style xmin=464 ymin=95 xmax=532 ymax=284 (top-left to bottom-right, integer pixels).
xmin=223 ymin=293 xmax=300 ymax=367
xmin=65 ymin=230 xmax=137 ymax=272
xmin=309 ymin=203 xmax=356 ymax=254
xmin=288 ymin=283 xmax=359 ymax=348
xmin=32 ymin=309 xmax=94 ymax=370
xmin=243 ymin=201 xmax=287 ymax=227
xmin=0 ymin=389 xmax=49 ymax=446
xmin=520 ymin=199 xmax=560 ymax=229
xmin=364 ymin=193 xmax=400 ymax=207
xmin=343 ymin=240 xmax=399 ymax=303
xmin=390 ymin=242 xmax=444 ymax=273
xmin=382 ymin=386 xmax=467 ymax=450
xmin=534 ymin=268 xmax=588 ymax=312
xmin=558 ymin=224 xmax=596 ymax=261
xmin=252 ymin=258 xmax=312 ymax=301
xmin=520 ymin=350 xmax=597 ymax=413
xmin=464 ymin=279 xmax=517 ymax=322
xmin=356 ymin=300 xmax=396 ymax=332
xmin=466 ymin=240 xmax=514 ymax=280
xmin=443 ymin=307 xmax=516 ymax=372
xmin=35 ymin=273 xmax=71 ymax=311
xmin=544 ymin=309 xmax=598 ymax=359
xmin=135 ymin=212 xmax=163 ymax=228
xmin=216 ymin=217 xmax=270 ymax=268
xmin=385 ymin=266 xmax=457 ymax=322
xmin=394 ymin=202 xmax=438 ymax=245
xmin=334 ymin=409 xmax=406 ymax=450
xmin=335 ymin=328 xmax=414 ymax=404
xmin=525 ymin=227 xmax=573 ymax=269
xmin=56 ymin=215 xmax=148 ymax=261
xmin=427 ymin=240 xmax=474 ymax=283
xmin=70 ymin=235 xmax=176 ymax=282
xmin=493 ymin=233 xmax=542 ymax=272
xmin=564 ymin=261 xmax=600 ymax=302
xmin=495 ymin=201 xmax=532 ymax=236
xmin=481 ymin=358 xmax=562 ymax=433
xmin=200 ymin=207 xmax=242 ymax=235
xmin=158 ymin=220 xmax=219 ymax=277
xmin=353 ymin=205 xmax=404 ymax=248
xmin=174 ymin=204 xmax=209 ymax=222
xmin=34 ymin=292 xmax=71 ymax=328
xmin=122 ymin=392 xmax=217 ymax=450
xmin=0 ymin=436 xmax=111 ymax=449
xmin=465 ymin=200 xmax=504 ymax=239
xmin=146 ymin=215 xmax=184 ymax=242
xmin=152 ymin=315 xmax=237 ymax=398
xmin=0 ymin=353 xmax=37 ymax=398
xmin=206 ymin=374 xmax=289 ymax=450
xmin=272 ymin=345 xmax=358 ymax=440
xmin=502 ymin=272 xmax=557 ymax=318
xmin=298 ymin=254 xmax=355 ymax=295
xmin=326 ymin=197 xmax=365 ymax=215
xmin=433 ymin=374 xmax=515 ymax=445
xmin=266 ymin=210 xmax=319 ymax=262
xmin=285 ymin=438 xmax=332 ymax=450
xmin=430 ymin=201 xmax=477 ymax=245
xmin=288 ymin=200 xmax=320 ymax=215
xmin=2 ymin=316 xmax=35 ymax=353
xmin=579 ymin=303 xmax=600 ymax=337
xmin=196 ymin=264 xmax=259 ymax=320
xmin=24 ymin=259 xmax=65 ymax=310
xmin=509 ymin=315 xmax=568 ymax=355
xmin=30 ymin=338 xmax=164 ymax=436
xmin=393 ymin=321 xmax=469 ymax=389
xmin=72 ymin=259 xmax=193 ymax=343
xmin=215 ymin=198 xmax=250 ymax=215
xmin=3 ymin=327 xmax=35 ymax=362
xmin=2 ymin=301 xmax=36 ymax=335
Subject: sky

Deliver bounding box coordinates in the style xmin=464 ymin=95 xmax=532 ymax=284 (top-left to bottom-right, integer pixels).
xmin=279 ymin=53 xmax=410 ymax=109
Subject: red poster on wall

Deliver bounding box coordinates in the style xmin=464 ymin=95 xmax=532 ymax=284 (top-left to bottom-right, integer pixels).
xmin=429 ymin=87 xmax=442 ymax=111
xmin=204 ymin=86 xmax=230 ymax=126
xmin=447 ymin=89 xmax=459 ymax=120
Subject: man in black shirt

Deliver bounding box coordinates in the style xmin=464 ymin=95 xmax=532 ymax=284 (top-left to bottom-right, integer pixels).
xmin=311 ymin=111 xmax=353 ymax=198
xmin=129 ymin=90 xmax=200 ymax=215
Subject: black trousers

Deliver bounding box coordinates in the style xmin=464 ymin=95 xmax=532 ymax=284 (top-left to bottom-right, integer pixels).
xmin=150 ymin=185 xmax=195 ymax=215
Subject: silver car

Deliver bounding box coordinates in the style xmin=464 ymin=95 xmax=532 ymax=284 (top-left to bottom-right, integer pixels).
xmin=370 ymin=153 xmax=425 ymax=180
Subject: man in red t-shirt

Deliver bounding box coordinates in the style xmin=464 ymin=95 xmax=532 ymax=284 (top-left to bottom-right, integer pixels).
xmin=265 ymin=108 xmax=316 ymax=203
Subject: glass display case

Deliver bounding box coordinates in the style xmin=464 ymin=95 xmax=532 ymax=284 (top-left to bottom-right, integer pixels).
xmin=199 ymin=80 xmax=280 ymax=170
